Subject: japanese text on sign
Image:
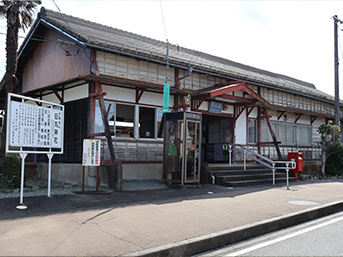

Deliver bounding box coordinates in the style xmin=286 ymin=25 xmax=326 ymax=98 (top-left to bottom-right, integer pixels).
xmin=82 ymin=139 xmax=101 ymax=166
xmin=9 ymin=101 xmax=63 ymax=148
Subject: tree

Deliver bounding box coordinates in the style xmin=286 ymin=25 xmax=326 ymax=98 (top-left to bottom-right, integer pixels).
xmin=0 ymin=0 xmax=41 ymax=174
xmin=317 ymin=122 xmax=341 ymax=177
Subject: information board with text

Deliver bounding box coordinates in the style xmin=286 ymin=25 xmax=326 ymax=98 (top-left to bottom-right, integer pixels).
xmin=82 ymin=139 xmax=101 ymax=166
xmin=9 ymin=101 xmax=63 ymax=148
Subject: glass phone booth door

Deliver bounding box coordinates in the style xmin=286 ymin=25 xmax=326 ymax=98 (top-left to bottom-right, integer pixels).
xmin=162 ymin=111 xmax=202 ymax=186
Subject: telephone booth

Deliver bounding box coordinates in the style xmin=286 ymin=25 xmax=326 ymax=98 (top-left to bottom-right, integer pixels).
xmin=162 ymin=111 xmax=202 ymax=186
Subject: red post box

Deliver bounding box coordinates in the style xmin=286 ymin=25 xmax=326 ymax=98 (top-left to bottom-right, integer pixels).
xmin=288 ymin=152 xmax=303 ymax=179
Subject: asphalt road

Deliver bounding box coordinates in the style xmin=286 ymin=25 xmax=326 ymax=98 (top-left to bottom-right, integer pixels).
xmin=202 ymin=211 xmax=343 ymax=256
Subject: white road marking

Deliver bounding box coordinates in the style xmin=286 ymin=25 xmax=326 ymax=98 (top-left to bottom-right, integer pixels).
xmin=226 ymin=215 xmax=343 ymax=256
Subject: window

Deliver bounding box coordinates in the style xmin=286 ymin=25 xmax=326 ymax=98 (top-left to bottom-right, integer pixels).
xmin=156 ymin=108 xmax=163 ymax=138
xmin=139 ymin=107 xmax=155 ymax=138
xmin=286 ymin=124 xmax=296 ymax=145
xmin=116 ymin=104 xmax=134 ymax=137
xmin=94 ymin=101 xmax=115 ymax=134
xmin=297 ymin=125 xmax=312 ymax=146
xmin=248 ymin=119 xmax=257 ymax=144
xmin=261 ymin=121 xmax=311 ymax=146
xmin=94 ymin=101 xmax=165 ymax=139
xmin=93 ymin=101 xmax=134 ymax=137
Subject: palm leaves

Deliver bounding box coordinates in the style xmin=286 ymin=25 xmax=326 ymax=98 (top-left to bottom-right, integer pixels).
xmin=0 ymin=1 xmax=41 ymax=31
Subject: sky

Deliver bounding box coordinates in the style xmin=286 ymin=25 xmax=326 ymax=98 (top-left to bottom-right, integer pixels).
xmin=1 ymin=0 xmax=343 ymax=97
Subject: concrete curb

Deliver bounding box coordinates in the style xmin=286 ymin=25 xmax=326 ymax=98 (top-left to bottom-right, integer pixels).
xmin=127 ymin=201 xmax=343 ymax=257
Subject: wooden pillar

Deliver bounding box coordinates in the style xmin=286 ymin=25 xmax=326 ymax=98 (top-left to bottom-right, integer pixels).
xmin=174 ymin=67 xmax=187 ymax=111
xmin=257 ymin=106 xmax=261 ymax=154
xmin=257 ymin=87 xmax=262 ymax=154
xmin=264 ymin=108 xmax=282 ymax=160
xmin=88 ymin=82 xmax=96 ymax=138
xmin=95 ymin=82 xmax=116 ymax=164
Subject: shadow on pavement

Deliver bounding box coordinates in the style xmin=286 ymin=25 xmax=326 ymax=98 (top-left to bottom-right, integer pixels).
xmin=0 ymin=180 xmax=341 ymax=221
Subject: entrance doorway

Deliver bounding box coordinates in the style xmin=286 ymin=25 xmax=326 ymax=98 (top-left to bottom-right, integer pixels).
xmin=202 ymin=115 xmax=233 ymax=162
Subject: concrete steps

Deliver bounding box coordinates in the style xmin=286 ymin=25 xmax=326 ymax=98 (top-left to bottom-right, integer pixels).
xmin=209 ymin=163 xmax=296 ymax=187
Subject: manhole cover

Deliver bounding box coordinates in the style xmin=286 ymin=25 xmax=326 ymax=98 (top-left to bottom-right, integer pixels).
xmin=288 ymin=200 xmax=320 ymax=206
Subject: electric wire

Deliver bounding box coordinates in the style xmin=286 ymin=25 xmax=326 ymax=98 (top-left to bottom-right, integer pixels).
xmin=51 ymin=0 xmax=73 ymax=33
xmin=159 ymin=0 xmax=168 ymax=41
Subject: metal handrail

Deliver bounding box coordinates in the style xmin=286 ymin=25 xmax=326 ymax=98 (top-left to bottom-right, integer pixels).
xmin=233 ymin=144 xmax=296 ymax=189
xmin=236 ymin=144 xmax=274 ymax=169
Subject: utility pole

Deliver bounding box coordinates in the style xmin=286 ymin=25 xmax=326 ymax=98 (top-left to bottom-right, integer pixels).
xmin=334 ymin=15 xmax=343 ymax=125
xmin=163 ymin=40 xmax=170 ymax=113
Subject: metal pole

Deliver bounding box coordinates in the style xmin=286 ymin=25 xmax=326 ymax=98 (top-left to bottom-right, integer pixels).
xmin=82 ymin=166 xmax=85 ymax=192
xmin=334 ymin=15 xmax=341 ymax=126
xmin=17 ymin=153 xmax=27 ymax=209
xmin=47 ymin=153 xmax=54 ymax=197
xmin=286 ymin=163 xmax=289 ymax=190
xmin=272 ymin=163 xmax=275 ymax=186
xmin=244 ymin=150 xmax=246 ymax=171
xmin=165 ymin=40 xmax=169 ymax=84
xmin=96 ymin=166 xmax=100 ymax=192
xmin=229 ymin=145 xmax=232 ymax=166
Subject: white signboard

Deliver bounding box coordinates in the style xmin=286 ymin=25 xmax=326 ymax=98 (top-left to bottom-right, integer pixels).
xmin=5 ymin=93 xmax=65 ymax=208
xmin=82 ymin=139 xmax=101 ymax=166
xmin=9 ymin=101 xmax=63 ymax=148
xmin=6 ymin=93 xmax=64 ymax=154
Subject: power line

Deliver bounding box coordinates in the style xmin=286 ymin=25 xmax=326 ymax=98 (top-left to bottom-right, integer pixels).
xmin=159 ymin=0 xmax=168 ymax=40
xmin=51 ymin=0 xmax=73 ymax=34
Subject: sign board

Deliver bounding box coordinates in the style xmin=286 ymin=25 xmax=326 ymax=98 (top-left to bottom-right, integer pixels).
xmin=9 ymin=101 xmax=63 ymax=148
xmin=208 ymin=101 xmax=223 ymax=114
xmin=6 ymin=93 xmax=64 ymax=154
xmin=163 ymin=83 xmax=170 ymax=113
xmin=82 ymin=139 xmax=101 ymax=166
xmin=5 ymin=93 xmax=65 ymax=207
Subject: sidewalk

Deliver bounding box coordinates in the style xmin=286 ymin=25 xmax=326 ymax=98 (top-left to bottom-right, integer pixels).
xmin=0 ymin=179 xmax=343 ymax=256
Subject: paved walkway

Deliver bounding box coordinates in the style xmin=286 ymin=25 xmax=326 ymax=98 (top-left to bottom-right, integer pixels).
xmin=0 ymin=180 xmax=343 ymax=256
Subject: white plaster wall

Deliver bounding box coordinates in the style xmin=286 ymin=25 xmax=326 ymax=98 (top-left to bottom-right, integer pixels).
xmin=234 ymin=91 xmax=243 ymax=97
xmin=140 ymin=91 xmax=173 ymax=109
xmin=198 ymin=101 xmax=209 ymax=111
xmin=235 ymin=109 xmax=247 ymax=144
xmin=271 ymin=112 xmax=310 ymax=125
xmin=64 ymin=84 xmax=88 ymax=103
xmin=140 ymin=91 xmax=163 ymax=106
xmin=268 ymin=110 xmax=278 ymax=121
xmin=103 ymin=85 xmax=135 ymax=102
xmin=248 ymin=107 xmax=257 ymax=118
xmin=296 ymin=116 xmax=311 ymax=125
xmin=280 ymin=112 xmax=296 ymax=123
xmin=42 ymin=93 xmax=59 ymax=103
xmin=222 ymin=104 xmax=234 ymax=114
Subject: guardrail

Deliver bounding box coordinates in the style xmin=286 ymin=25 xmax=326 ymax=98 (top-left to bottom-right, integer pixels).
xmin=225 ymin=144 xmax=296 ymax=189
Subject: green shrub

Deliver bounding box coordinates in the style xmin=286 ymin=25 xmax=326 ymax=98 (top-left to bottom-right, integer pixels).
xmin=3 ymin=154 xmax=22 ymax=189
xmin=325 ymin=144 xmax=343 ymax=176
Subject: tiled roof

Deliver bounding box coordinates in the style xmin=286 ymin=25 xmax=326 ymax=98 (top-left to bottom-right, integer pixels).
xmin=34 ymin=8 xmax=334 ymax=103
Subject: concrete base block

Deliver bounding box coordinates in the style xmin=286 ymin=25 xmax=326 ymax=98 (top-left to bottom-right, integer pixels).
xmin=37 ymin=163 xmax=82 ymax=185
xmin=122 ymin=163 xmax=162 ymax=180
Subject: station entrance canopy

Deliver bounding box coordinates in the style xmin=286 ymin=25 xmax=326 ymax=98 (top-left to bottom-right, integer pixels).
xmin=190 ymin=81 xmax=270 ymax=109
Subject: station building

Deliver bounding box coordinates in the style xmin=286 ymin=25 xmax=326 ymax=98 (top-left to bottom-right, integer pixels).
xmin=3 ymin=8 xmax=339 ymax=189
